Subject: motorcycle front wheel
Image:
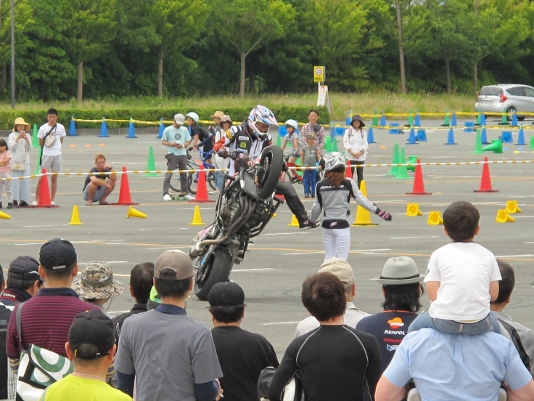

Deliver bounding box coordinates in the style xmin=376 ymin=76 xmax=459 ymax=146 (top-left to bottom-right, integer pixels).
xmin=256 ymin=145 xmax=284 ymax=199
xmin=194 ymin=246 xmax=232 ymax=300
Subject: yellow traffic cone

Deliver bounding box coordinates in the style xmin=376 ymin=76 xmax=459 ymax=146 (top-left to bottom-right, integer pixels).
xmin=289 ymin=214 xmax=299 ymax=227
xmin=0 ymin=210 xmax=11 ymax=219
xmin=69 ymin=205 xmax=83 ymax=225
xmin=427 ymin=211 xmax=443 ymax=225
xmin=189 ymin=206 xmax=205 ymax=226
xmin=127 ymin=206 xmax=147 ymax=219
xmin=353 ymin=180 xmax=378 ymax=226
xmin=506 ymin=200 xmax=522 ymax=214
xmin=496 ymin=209 xmax=515 ymax=223
xmin=406 ymin=203 xmax=423 ymax=217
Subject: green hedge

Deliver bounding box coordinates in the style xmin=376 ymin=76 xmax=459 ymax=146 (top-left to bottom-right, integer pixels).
xmin=0 ymin=106 xmax=330 ymax=130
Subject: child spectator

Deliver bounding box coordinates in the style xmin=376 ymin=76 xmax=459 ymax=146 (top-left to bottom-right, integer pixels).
xmin=343 ymin=115 xmax=368 ymax=188
xmin=0 ymin=139 xmax=13 ymax=209
xmin=300 ymin=133 xmax=320 ymax=198
xmin=187 ymin=112 xmax=213 ymax=164
xmin=281 ymin=119 xmax=301 ymax=183
xmin=408 ymin=201 xmax=502 ymax=334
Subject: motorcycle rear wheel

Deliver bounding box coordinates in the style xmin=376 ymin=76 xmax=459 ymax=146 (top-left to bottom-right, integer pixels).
xmin=194 ymin=246 xmax=232 ymax=300
xmin=256 ymin=145 xmax=284 ymax=199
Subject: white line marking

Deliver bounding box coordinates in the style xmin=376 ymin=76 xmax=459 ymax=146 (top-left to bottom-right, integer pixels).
xmin=353 ymin=248 xmax=392 ymax=252
xmin=14 ymin=242 xmax=43 ymax=246
xmin=283 ymin=251 xmax=325 ymax=255
xmin=262 ymin=232 xmax=309 ymax=236
xmin=232 ymin=268 xmax=274 ymax=272
xmin=390 ymin=236 xmax=438 ymax=239
xmin=260 ymin=321 xmax=300 ymax=326
xmin=495 ymin=254 xmax=534 ymax=258
xmin=23 ymin=225 xmax=56 ymax=228
xmin=79 ymin=261 xmax=129 ymax=265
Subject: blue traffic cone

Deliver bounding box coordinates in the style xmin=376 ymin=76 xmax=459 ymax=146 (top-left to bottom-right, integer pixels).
xmin=451 ymin=112 xmax=457 ymax=128
xmin=68 ymin=116 xmax=77 ymax=136
xmin=406 ymin=127 xmax=418 ymax=145
xmin=416 ymin=129 xmax=427 ymax=141
xmin=157 ymin=118 xmax=165 ymax=139
xmin=98 ymin=117 xmax=109 ymax=138
xmin=414 ymin=112 xmax=421 ymax=127
xmin=516 ymin=126 xmax=526 ymax=145
xmin=380 ymin=111 xmax=386 ymax=127
xmin=511 ymin=113 xmax=518 ymax=127
xmin=367 ymin=126 xmax=375 ymax=144
xmin=127 ymin=118 xmax=138 ymax=139
xmin=480 ymin=127 xmax=490 ymax=144
xmin=444 ymin=128 xmax=457 ymax=145
xmin=481 ymin=113 xmax=486 ymax=126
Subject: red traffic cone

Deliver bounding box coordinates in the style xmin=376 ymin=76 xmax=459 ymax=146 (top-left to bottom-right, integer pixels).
xmin=189 ymin=165 xmax=214 ymax=203
xmin=35 ymin=168 xmax=58 ymax=208
xmin=345 ymin=160 xmax=353 ymax=179
xmin=114 ymin=166 xmax=139 ymax=205
xmin=474 ymin=157 xmax=499 ymax=193
xmin=406 ymin=158 xmax=431 ymax=195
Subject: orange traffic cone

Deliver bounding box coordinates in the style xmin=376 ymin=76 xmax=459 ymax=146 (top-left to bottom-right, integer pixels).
xmin=406 ymin=158 xmax=431 ymax=195
xmin=35 ymin=168 xmax=59 ymax=208
xmin=114 ymin=166 xmax=139 ymax=205
xmin=189 ymin=165 xmax=214 ymax=203
xmin=474 ymin=157 xmax=499 ymax=193
xmin=345 ymin=160 xmax=353 ymax=180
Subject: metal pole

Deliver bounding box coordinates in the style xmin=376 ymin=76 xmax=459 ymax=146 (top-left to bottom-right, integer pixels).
xmin=10 ymin=0 xmax=15 ymax=109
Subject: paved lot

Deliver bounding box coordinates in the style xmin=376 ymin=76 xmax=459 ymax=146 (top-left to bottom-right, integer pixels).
xmin=1 ymin=118 xmax=533 ymax=357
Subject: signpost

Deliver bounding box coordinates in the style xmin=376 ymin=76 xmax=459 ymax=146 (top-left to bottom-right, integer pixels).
xmin=314 ymin=66 xmax=331 ymax=114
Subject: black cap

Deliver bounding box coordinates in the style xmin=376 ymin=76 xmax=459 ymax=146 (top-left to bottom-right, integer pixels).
xmin=39 ymin=238 xmax=77 ymax=270
xmin=208 ymin=282 xmax=245 ymax=306
xmin=8 ymin=256 xmax=41 ymax=281
xmin=69 ymin=310 xmax=114 ymax=360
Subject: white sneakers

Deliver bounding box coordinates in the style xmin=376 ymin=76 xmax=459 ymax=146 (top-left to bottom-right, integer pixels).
xmin=163 ymin=194 xmax=172 ymax=201
xmin=31 ymin=201 xmax=38 ymax=207
xmin=184 ymin=194 xmax=195 ymax=201
xmin=163 ymin=193 xmax=195 ymax=201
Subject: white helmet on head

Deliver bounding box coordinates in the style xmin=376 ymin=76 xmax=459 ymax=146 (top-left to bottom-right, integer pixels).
xmin=248 ymin=105 xmax=278 ymax=139
xmin=186 ymin=112 xmax=199 ymax=123
xmin=321 ymin=152 xmax=346 ymax=173
xmin=285 ymin=119 xmax=298 ymax=130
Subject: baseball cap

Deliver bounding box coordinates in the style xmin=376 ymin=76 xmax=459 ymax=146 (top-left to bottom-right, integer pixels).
xmin=69 ymin=310 xmax=114 ymax=360
xmin=307 ymin=133 xmax=316 ymax=139
xmin=72 ymin=262 xmax=124 ymax=300
xmin=319 ymin=257 xmax=354 ymax=289
xmin=39 ymin=238 xmax=77 ymax=270
xmin=154 ymin=250 xmax=194 ymax=280
xmin=174 ymin=114 xmax=185 ymax=125
xmin=208 ymin=282 xmax=245 ymax=306
xmin=8 ymin=256 xmax=41 ymax=281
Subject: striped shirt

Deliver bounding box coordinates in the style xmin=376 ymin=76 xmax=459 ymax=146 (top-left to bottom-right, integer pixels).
xmin=6 ymin=288 xmax=99 ymax=359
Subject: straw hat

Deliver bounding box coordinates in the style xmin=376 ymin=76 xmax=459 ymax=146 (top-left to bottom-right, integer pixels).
xmin=211 ymin=111 xmax=224 ymax=119
xmin=13 ymin=117 xmax=31 ymax=132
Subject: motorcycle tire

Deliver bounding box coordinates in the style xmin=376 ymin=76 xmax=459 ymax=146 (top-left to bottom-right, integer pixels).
xmin=256 ymin=145 xmax=284 ymax=199
xmin=194 ymin=246 xmax=232 ymax=300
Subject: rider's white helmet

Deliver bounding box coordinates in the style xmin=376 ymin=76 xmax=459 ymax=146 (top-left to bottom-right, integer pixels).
xmin=321 ymin=152 xmax=346 ymax=173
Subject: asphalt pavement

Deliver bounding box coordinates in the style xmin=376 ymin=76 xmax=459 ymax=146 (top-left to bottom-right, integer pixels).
xmin=1 ymin=117 xmax=533 ymax=357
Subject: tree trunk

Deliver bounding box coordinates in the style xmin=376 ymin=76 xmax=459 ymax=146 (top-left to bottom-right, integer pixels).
xmin=473 ymin=61 xmax=478 ymax=94
xmin=1 ymin=65 xmax=6 ymax=92
xmin=239 ymin=52 xmax=246 ymax=98
xmin=158 ymin=49 xmax=164 ymax=98
xmin=77 ymin=61 xmax=83 ymax=103
xmin=396 ymin=0 xmax=406 ymax=94
xmin=445 ymin=58 xmax=451 ymax=94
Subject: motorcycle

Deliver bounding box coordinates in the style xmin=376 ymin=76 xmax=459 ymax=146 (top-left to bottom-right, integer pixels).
xmin=189 ymin=145 xmax=285 ymax=300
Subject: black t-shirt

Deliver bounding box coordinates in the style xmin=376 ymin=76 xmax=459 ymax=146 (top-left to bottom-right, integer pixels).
xmin=83 ymin=167 xmax=111 ymax=191
xmin=192 ymin=125 xmax=213 ymax=153
xmin=356 ymin=311 xmax=418 ymax=372
xmin=211 ymin=326 xmax=278 ymax=401
xmin=0 ymin=303 xmax=12 ymax=398
xmin=268 ymin=325 xmax=381 ymax=401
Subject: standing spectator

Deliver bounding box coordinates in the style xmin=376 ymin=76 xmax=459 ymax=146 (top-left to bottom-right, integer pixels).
xmin=115 ymin=250 xmax=223 ymax=401
xmin=356 ymin=256 xmax=424 ymax=372
xmin=0 ymin=138 xmax=12 ymax=209
xmin=0 ymin=264 xmax=16 ymax=400
xmin=112 ymin=262 xmax=154 ymax=343
xmin=310 ymin=152 xmax=392 ymax=261
xmin=491 ymin=259 xmax=534 ymax=375
xmin=162 ymin=114 xmax=193 ymax=201
xmin=187 ymin=112 xmax=214 ymax=164
xmin=8 ymin=117 xmax=32 ymax=207
xmin=300 ymin=133 xmax=320 ymax=198
xmin=41 ymin=310 xmax=132 ymax=401
xmin=83 ymin=154 xmax=116 ymax=205
xmin=208 ymin=282 xmax=278 ymax=401
xmin=343 ymin=114 xmax=368 ymax=188
xmin=33 ymin=108 xmax=66 ymax=206
xmin=213 ymin=115 xmax=232 ymax=191
xmin=72 ymin=262 xmax=124 ymax=310
xmin=6 ymin=238 xmax=100 ymax=372
xmin=0 ymin=256 xmax=41 ymax=306
xmin=299 ymin=109 xmax=325 ymax=153
xmin=295 ymin=257 xmax=369 ymax=337
xmin=267 ymin=273 xmax=382 ymax=401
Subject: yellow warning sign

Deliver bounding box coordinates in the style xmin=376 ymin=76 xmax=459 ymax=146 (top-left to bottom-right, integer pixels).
xmin=314 ymin=66 xmax=325 ymax=82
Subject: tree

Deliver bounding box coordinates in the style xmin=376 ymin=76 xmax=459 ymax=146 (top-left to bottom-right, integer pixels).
xmin=62 ymin=0 xmax=117 ymax=102
xmin=212 ymin=0 xmax=295 ymax=98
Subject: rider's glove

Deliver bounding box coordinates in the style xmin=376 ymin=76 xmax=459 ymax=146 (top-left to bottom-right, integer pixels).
xmin=217 ymin=148 xmax=228 ymax=158
xmin=375 ymin=207 xmax=392 ymax=221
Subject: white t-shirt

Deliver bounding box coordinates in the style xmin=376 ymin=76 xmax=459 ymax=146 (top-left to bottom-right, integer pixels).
xmin=425 ymin=242 xmax=501 ymax=321
xmin=38 ymin=123 xmax=66 ymax=156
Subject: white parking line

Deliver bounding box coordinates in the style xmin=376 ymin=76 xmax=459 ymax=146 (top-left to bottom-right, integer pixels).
xmin=495 ymin=254 xmax=534 ymax=258
xmin=232 ymin=268 xmax=274 ymax=272
xmin=390 ymin=236 xmax=438 ymax=239
xmin=260 ymin=321 xmax=300 ymax=326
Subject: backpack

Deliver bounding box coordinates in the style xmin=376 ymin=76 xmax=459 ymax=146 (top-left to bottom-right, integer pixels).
xmin=498 ymin=318 xmax=531 ymax=371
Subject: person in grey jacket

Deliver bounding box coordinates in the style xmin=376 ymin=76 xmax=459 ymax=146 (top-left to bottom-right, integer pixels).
xmin=309 ymin=152 xmax=392 ymax=261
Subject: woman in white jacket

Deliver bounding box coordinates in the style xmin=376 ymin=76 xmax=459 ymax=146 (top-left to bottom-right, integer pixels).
xmin=343 ymin=115 xmax=368 ymax=188
xmin=8 ymin=117 xmax=32 ymax=207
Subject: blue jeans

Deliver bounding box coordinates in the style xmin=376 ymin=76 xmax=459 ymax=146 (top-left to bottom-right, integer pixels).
xmin=303 ymin=170 xmax=316 ymax=196
xmin=408 ymin=310 xmax=501 ymax=335
xmin=214 ymin=171 xmax=224 ymax=191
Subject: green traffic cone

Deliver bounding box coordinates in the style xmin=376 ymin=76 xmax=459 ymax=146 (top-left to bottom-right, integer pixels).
xmin=530 ymin=136 xmax=534 ymax=150
xmin=406 ymin=155 xmax=418 ymax=172
xmin=372 ymin=110 xmax=378 ymax=126
xmin=35 ymin=146 xmax=42 ymax=174
xmin=476 ymin=110 xmax=482 ymax=126
xmin=407 ymin=109 xmax=413 ymax=126
xmin=276 ymin=134 xmax=282 ymax=147
xmin=332 ymin=136 xmax=338 ymax=151
xmin=32 ymin=124 xmax=39 ymax=148
xmin=144 ymin=145 xmax=158 ymax=177
xmin=499 ymin=108 xmax=509 ymax=126
xmin=473 ymin=128 xmax=484 ymax=154
xmin=482 ymin=139 xmax=503 ymax=154
xmin=441 ymin=109 xmax=450 ymax=126
xmin=387 ymin=143 xmax=399 ymax=176
xmin=324 ymin=136 xmax=332 ymax=152
xmin=395 ymin=147 xmax=410 ymax=179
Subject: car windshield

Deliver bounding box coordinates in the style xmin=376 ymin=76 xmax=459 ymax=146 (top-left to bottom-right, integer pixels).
xmin=480 ymin=87 xmax=503 ymax=96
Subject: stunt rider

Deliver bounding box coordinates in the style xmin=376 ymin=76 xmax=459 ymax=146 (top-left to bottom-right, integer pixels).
xmin=214 ymin=105 xmax=314 ymax=229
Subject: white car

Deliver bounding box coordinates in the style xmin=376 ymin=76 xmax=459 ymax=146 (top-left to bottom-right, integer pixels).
xmin=474 ymin=84 xmax=534 ymax=120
